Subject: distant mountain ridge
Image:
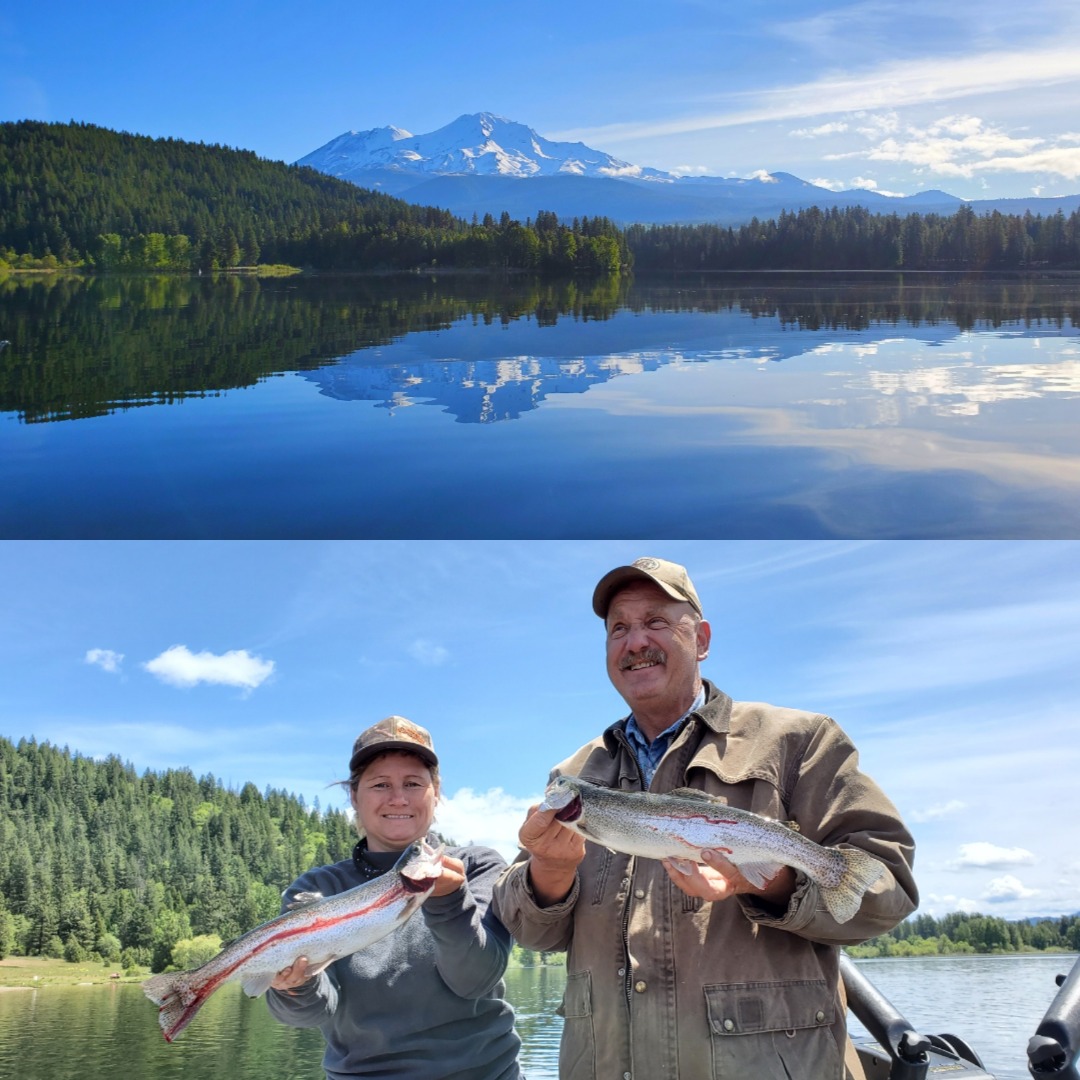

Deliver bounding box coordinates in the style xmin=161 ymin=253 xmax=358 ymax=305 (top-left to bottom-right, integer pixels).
xmin=297 ymin=112 xmax=1080 ymax=227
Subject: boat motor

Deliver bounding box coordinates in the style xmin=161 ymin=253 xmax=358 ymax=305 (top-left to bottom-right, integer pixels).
xmin=840 ymin=952 xmax=997 ymax=1079
xmin=1028 ymin=953 xmax=1080 ymax=1078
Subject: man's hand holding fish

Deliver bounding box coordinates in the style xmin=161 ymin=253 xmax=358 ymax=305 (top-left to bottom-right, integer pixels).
xmin=663 ymin=849 xmax=797 ymax=907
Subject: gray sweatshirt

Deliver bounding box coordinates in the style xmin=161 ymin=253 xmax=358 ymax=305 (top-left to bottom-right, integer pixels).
xmin=266 ymin=844 xmax=522 ymax=1079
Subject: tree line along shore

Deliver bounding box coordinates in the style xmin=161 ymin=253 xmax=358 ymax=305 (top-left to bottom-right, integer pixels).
xmin=3 ymin=120 xmax=1080 ymax=276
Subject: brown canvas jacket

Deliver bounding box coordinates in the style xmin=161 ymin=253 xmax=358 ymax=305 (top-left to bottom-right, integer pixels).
xmin=491 ymin=680 xmax=917 ymax=1080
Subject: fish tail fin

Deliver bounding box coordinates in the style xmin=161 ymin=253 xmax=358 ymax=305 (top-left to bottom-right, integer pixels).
xmin=821 ymin=847 xmax=885 ymax=924
xmin=141 ymin=971 xmax=208 ymax=1042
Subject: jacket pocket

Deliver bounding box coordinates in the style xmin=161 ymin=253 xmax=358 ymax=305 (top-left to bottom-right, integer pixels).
xmin=557 ymin=970 xmax=596 ymax=1080
xmin=704 ymin=980 xmax=842 ymax=1080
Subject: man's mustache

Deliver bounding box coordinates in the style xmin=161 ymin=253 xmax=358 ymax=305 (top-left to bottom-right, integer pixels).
xmin=619 ymin=648 xmax=666 ymax=671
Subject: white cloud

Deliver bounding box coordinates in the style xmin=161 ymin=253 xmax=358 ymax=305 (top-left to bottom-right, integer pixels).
xmin=408 ymin=639 xmax=449 ymax=666
xmin=910 ymin=799 xmax=967 ymax=824
xmin=435 ymin=786 xmax=542 ymax=861
xmin=983 ymin=874 xmax=1038 ymax=902
xmin=143 ymin=645 xmax=275 ymax=690
xmin=953 ymin=842 xmax=1036 ymax=869
xmin=923 ymin=891 xmax=982 ymax=915
xmin=808 ymin=177 xmax=847 ymax=191
xmin=85 ymin=648 xmax=123 ymax=674
xmin=792 ymin=121 xmax=850 ymax=138
xmin=810 ymin=175 xmax=907 ymax=196
xmin=824 ymin=112 xmax=1080 ymax=184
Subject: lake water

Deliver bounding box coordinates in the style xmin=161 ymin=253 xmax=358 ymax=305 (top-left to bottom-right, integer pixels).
xmin=2 ymin=271 xmax=1079 ymax=538
xmin=0 ymin=954 xmax=1073 ymax=1079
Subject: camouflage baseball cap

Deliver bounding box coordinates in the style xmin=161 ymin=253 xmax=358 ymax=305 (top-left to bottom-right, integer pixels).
xmin=349 ymin=715 xmax=438 ymax=774
xmin=592 ymin=556 xmax=703 ymax=618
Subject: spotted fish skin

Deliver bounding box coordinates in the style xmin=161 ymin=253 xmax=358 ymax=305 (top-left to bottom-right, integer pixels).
xmin=142 ymin=839 xmax=443 ymax=1041
xmin=539 ymin=775 xmax=882 ymax=924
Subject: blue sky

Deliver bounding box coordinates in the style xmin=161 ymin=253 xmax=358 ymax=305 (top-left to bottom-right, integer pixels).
xmin=3 ymin=1 xmax=1080 ymax=200
xmin=1 ymin=540 xmax=1078 ymax=921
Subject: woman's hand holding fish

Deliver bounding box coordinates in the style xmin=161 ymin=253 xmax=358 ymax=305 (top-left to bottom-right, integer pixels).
xmin=271 ymin=956 xmax=318 ymax=993
xmin=663 ymin=851 xmax=796 ymax=911
xmin=518 ymin=804 xmax=586 ymax=908
xmin=429 ymin=854 xmax=467 ymax=897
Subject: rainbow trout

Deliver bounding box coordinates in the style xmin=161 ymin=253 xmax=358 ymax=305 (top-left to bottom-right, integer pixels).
xmin=143 ymin=839 xmax=443 ymax=1041
xmin=540 ymin=775 xmax=882 ymax=923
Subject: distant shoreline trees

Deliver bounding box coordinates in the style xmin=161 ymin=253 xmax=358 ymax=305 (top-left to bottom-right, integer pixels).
xmin=847 ymin=911 xmax=1080 ymax=958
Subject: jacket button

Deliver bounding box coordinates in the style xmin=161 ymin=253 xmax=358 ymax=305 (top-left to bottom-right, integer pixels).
xmin=723 ymin=1018 xmax=735 ymax=1032
xmin=816 ymin=1010 xmax=826 ymax=1022
xmin=617 ymin=968 xmax=625 ymax=977
xmin=634 ymin=980 xmax=647 ymax=993
xmin=634 ymin=888 xmax=645 ymax=899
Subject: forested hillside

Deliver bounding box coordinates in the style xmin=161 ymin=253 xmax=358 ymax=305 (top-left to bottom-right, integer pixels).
xmin=4 ymin=121 xmax=1080 ymax=274
xmin=0 ymin=735 xmax=356 ymax=970
xmin=0 ymin=121 xmax=626 ymax=274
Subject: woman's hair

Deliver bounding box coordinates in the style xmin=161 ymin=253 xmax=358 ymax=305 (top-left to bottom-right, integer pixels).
xmin=343 ymin=749 xmax=440 ymax=840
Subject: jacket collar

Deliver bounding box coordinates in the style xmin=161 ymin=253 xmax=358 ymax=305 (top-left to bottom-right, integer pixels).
xmin=601 ymin=678 xmax=732 ymax=755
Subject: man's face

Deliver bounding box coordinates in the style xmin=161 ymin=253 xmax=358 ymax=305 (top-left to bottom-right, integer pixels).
xmin=604 ymin=582 xmax=710 ymax=721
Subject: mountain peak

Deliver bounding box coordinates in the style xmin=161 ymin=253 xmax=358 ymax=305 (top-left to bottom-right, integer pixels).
xmin=296 ymin=113 xmax=675 ymax=183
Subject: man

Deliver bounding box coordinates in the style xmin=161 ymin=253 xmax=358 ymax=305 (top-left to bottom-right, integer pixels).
xmin=492 ymin=557 xmax=917 ymax=1080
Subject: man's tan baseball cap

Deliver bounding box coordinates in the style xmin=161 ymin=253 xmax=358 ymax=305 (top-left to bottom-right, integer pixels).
xmin=592 ymin=557 xmax=703 ymax=618
xmin=349 ymin=715 xmax=438 ymax=774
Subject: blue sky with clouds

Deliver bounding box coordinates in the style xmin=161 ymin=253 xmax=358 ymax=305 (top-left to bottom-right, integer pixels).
xmin=2 ymin=0 xmax=1079 ymax=200
xmin=1 ymin=540 xmax=1078 ymax=921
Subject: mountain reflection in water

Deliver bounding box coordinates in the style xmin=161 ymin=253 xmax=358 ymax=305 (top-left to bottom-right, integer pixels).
xmin=2 ymin=270 xmax=1078 ymax=425
xmin=2 ymin=270 xmax=1079 ymax=538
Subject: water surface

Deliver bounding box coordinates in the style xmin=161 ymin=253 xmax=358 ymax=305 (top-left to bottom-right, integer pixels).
xmin=0 ymin=955 xmax=1072 ymax=1079
xmin=2 ymin=272 xmax=1078 ymax=538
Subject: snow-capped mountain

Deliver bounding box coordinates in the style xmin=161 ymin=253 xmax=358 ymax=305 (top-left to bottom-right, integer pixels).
xmin=295 ymin=112 xmax=1078 ymax=227
xmin=297 ymin=112 xmax=673 ymax=183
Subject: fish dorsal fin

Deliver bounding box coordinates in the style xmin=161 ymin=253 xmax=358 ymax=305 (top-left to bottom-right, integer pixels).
xmin=668 ymin=787 xmax=725 ymax=804
xmin=285 ymin=891 xmax=324 ymax=910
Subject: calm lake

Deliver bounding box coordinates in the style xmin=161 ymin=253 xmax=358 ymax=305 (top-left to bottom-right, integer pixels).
xmin=0 ymin=955 xmax=1072 ymax=1079
xmin=1 ymin=271 xmax=1079 ymax=538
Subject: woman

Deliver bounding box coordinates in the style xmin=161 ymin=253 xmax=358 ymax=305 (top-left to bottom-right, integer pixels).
xmin=267 ymin=715 xmax=522 ymax=1079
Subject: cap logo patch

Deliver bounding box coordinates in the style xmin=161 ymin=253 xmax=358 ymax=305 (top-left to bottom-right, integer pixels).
xmin=634 ymin=558 xmax=662 ymax=571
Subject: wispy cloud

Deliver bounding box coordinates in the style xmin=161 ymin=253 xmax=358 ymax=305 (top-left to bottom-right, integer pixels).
xmin=953 ymin=842 xmax=1036 ymax=869
xmin=803 ymin=591 xmax=1080 ymax=704
xmin=552 ymin=47 xmax=1080 ymax=147
xmin=143 ymin=645 xmax=275 ymax=690
xmin=85 ymin=648 xmax=123 ymax=674
xmin=910 ymin=799 xmax=966 ymax=824
xmin=792 ymin=121 xmax=850 ymax=138
xmin=408 ymin=638 xmax=450 ymax=666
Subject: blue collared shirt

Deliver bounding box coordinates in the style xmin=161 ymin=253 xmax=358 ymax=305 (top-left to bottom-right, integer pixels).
xmin=623 ymin=687 xmax=706 ymax=788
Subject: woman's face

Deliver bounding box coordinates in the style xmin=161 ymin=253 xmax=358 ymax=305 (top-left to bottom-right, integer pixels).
xmin=350 ymin=751 xmax=438 ymax=852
